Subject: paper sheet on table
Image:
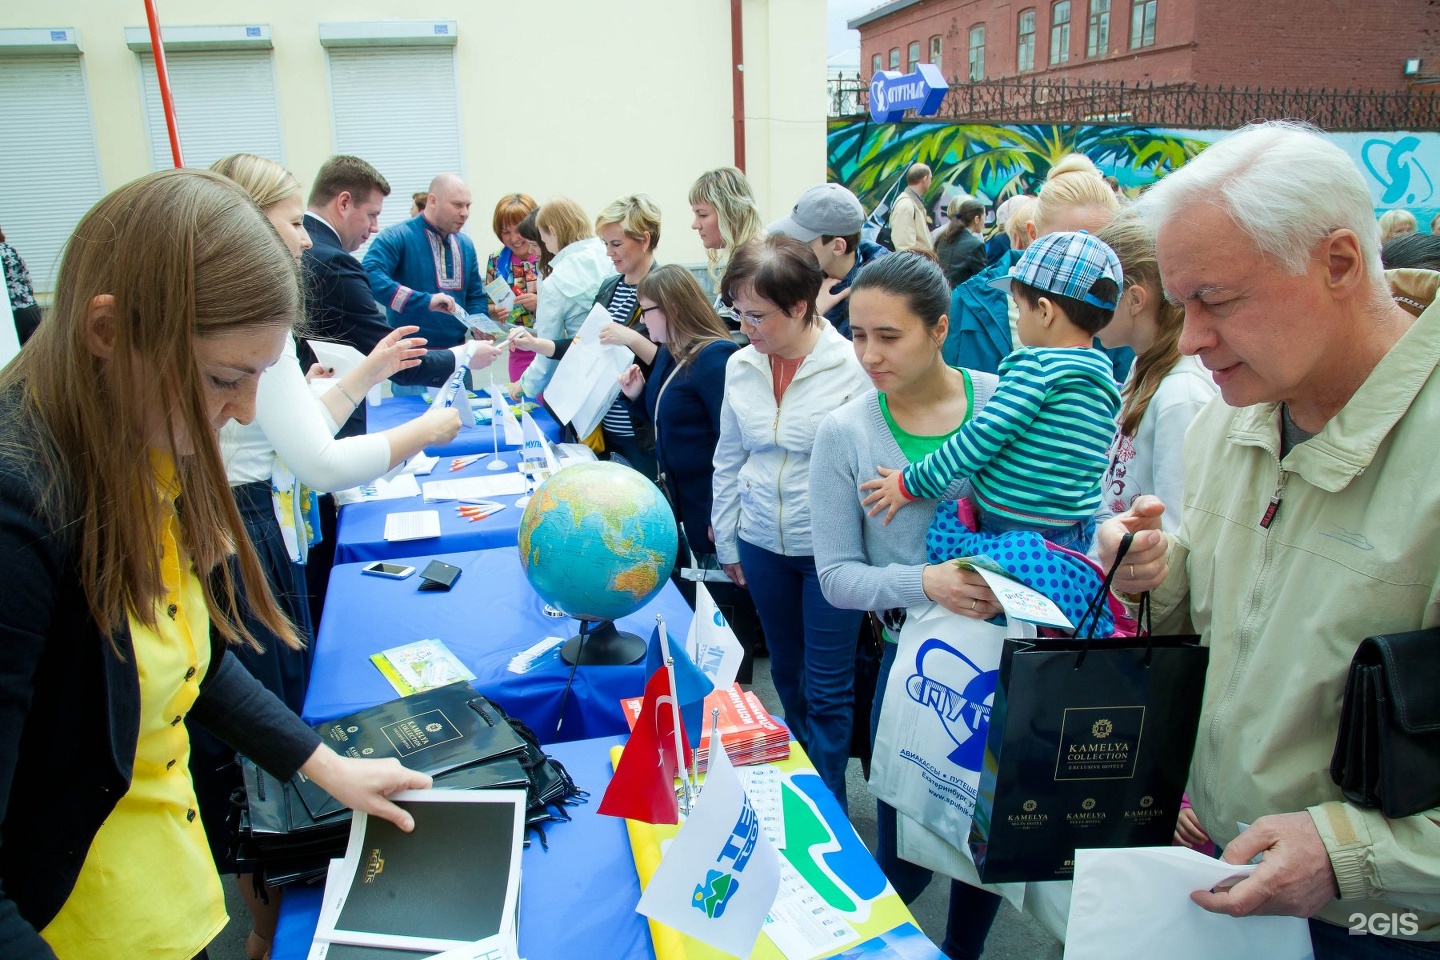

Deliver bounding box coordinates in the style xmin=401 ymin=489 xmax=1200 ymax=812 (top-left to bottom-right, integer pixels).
xmin=309 ymin=340 xmax=367 ymax=379
xmin=423 ymin=473 xmax=527 ymax=501
xmin=332 ymin=473 xmax=421 ymax=506
xmin=398 ymin=453 xmax=439 ymax=476
xmin=541 ymin=303 xmax=633 ymax=438
xmin=761 ymin=859 xmax=862 ymax=959
xmin=1065 ymin=846 xmax=1313 ymax=960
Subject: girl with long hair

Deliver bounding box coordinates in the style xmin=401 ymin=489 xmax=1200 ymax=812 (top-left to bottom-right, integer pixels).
xmin=1093 ymin=214 xmax=1218 ymax=537
xmin=0 ymin=169 xmax=425 ymax=960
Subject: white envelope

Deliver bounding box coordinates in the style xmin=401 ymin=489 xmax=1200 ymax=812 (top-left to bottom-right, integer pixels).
xmin=1065 ymin=846 xmax=1313 ymax=960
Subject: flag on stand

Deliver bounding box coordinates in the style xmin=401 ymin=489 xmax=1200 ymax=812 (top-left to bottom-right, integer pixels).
xmin=636 ymin=725 xmax=781 ymax=958
xmin=597 ymin=667 xmax=691 ymax=824
xmin=686 ymin=584 xmax=745 ymax=691
xmin=487 ymin=385 xmax=523 ymax=445
xmin=647 ymin=619 xmax=715 ymax=744
xmin=519 ymin=410 xmax=559 ymax=476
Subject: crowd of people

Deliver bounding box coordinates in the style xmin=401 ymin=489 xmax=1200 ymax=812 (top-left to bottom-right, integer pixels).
xmin=2 ymin=118 xmax=1439 ymax=960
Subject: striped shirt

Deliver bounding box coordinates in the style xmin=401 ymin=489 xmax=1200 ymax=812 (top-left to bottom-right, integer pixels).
xmin=602 ymin=280 xmax=640 ymax=437
xmin=901 ymin=347 xmax=1120 ymax=525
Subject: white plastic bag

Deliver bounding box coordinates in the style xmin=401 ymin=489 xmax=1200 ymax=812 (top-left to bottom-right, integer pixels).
xmin=870 ymin=602 xmax=1035 ymax=853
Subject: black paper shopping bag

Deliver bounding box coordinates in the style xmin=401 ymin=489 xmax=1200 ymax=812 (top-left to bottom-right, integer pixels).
xmin=968 ymin=537 xmax=1209 ymax=884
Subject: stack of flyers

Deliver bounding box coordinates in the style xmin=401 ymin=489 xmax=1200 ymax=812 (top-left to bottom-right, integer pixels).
xmin=370 ymin=639 xmax=476 ymax=696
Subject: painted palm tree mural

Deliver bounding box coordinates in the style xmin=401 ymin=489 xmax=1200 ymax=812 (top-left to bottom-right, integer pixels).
xmin=827 ymin=120 xmax=1213 ymax=213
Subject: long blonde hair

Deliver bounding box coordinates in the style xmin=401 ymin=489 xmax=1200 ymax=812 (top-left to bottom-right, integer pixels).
xmin=0 ymin=169 xmax=302 ymax=650
xmin=1033 ymin=154 xmax=1119 ymax=233
xmin=1098 ymin=214 xmax=1184 ymax=438
xmin=210 ymin=152 xmax=300 ymax=210
xmin=689 ymin=167 xmax=764 ymax=278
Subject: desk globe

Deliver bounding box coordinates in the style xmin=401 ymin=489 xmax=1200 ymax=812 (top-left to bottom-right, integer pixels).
xmin=517 ymin=461 xmax=678 ymax=665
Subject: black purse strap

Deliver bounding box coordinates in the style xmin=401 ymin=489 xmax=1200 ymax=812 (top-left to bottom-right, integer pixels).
xmin=1069 ymin=532 xmax=1133 ymax=642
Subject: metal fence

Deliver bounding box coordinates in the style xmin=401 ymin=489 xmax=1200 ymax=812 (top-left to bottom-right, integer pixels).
xmin=828 ymin=75 xmax=1440 ymax=131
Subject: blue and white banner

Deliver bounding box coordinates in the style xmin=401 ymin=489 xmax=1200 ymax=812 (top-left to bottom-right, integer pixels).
xmin=637 ymin=729 xmax=780 ymax=958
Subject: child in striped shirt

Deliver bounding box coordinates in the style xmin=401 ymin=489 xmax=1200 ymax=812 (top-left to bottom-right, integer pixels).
xmin=862 ymin=231 xmax=1123 ymax=554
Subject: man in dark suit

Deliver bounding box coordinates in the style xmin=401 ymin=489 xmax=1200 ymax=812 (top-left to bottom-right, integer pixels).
xmin=301 ymin=155 xmax=477 ymax=438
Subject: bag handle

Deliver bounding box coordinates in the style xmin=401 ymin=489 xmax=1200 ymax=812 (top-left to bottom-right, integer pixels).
xmin=1069 ymin=532 xmax=1133 ymax=642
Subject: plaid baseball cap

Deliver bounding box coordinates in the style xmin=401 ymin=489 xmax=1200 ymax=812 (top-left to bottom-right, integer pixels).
xmin=988 ymin=230 xmax=1123 ymax=309
xmin=768 ymin=184 xmax=865 ymax=243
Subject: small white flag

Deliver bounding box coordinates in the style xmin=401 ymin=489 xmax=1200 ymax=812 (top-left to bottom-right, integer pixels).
xmin=687 ymin=583 xmax=744 ymax=691
xmin=487 ymin=385 xmax=524 ymax=446
xmin=519 ymin=410 xmax=558 ymax=475
xmin=636 ymin=726 xmax=780 ymax=958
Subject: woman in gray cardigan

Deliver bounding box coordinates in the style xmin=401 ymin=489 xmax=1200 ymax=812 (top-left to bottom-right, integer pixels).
xmin=810 ymin=252 xmax=1003 ymax=960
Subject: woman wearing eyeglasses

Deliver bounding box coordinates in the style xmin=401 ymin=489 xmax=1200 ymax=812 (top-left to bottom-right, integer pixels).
xmin=710 ymin=236 xmax=869 ymax=810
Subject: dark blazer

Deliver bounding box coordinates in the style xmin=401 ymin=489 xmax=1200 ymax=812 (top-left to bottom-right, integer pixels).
xmin=627 ymin=339 xmax=737 ymax=552
xmin=935 ymin=228 xmax=988 ymax=289
xmin=0 ymin=394 xmax=322 ymax=959
xmin=300 ymin=213 xmax=459 ymax=437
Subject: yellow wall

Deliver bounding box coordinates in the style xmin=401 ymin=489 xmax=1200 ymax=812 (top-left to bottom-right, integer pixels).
xmin=0 ymin=0 xmax=827 ymax=269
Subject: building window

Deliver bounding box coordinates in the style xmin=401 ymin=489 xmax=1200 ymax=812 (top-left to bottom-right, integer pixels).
xmin=908 ymin=41 xmax=921 ymax=72
xmin=930 ymin=35 xmax=943 ymax=70
xmin=889 ymin=47 xmax=901 ymax=70
xmin=1131 ymin=0 xmax=1157 ymax=48
xmin=967 ymin=25 xmax=985 ymax=80
xmin=1087 ymin=0 xmax=1111 ymax=57
xmin=872 ymin=53 xmax=882 ymax=75
xmin=1050 ymin=1 xmax=1071 ymax=65
xmin=1017 ymin=9 xmax=1036 ymax=72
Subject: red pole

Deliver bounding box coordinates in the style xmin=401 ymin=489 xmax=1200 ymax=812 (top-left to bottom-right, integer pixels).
xmin=730 ymin=0 xmax=746 ymax=172
xmin=144 ymin=0 xmax=184 ymax=168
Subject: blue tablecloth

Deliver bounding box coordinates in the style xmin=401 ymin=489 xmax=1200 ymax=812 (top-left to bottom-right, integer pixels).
xmin=334 ymin=451 xmax=530 ymax=564
xmin=365 ymin=393 xmax=562 ymax=457
xmin=269 ymin=734 xmax=656 ymax=960
xmin=304 ymin=546 xmax=693 ymax=743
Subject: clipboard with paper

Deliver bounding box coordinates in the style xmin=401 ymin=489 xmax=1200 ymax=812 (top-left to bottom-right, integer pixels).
xmin=543 ymin=303 xmax=633 ymax=438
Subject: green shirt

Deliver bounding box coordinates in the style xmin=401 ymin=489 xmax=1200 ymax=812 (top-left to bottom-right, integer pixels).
xmin=877 ymin=369 xmax=974 ymax=461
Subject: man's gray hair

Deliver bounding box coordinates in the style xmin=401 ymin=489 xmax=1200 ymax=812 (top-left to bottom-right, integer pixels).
xmin=1137 ymin=121 xmax=1382 ymax=278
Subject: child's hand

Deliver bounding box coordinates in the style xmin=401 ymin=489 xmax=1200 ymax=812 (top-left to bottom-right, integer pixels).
xmin=859 ymin=466 xmax=914 ymax=525
xmin=1174 ymin=806 xmax=1211 ymax=849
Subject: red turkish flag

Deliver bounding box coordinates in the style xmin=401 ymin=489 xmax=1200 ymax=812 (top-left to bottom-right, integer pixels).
xmin=598 ymin=667 xmax=693 ymax=824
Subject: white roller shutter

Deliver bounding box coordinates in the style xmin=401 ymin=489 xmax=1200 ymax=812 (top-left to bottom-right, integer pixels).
xmin=327 ymin=46 xmax=463 ymax=235
xmin=139 ymin=49 xmax=284 ymax=171
xmin=0 ymin=55 xmax=103 ymax=293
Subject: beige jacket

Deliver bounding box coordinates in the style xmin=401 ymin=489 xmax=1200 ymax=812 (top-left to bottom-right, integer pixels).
xmin=1153 ymin=270 xmax=1440 ymax=936
xmin=888 ymin=188 xmax=933 ymax=253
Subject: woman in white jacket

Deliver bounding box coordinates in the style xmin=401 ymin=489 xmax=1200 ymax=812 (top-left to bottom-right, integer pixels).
xmin=712 ymin=236 xmax=870 ymax=811
xmin=1091 ymin=214 xmax=1218 ymax=543
xmin=517 ymin=197 xmax=615 ymax=399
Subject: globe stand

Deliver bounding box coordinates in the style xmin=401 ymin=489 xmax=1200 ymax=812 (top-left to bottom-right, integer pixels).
xmin=561 ymin=620 xmax=647 ymax=666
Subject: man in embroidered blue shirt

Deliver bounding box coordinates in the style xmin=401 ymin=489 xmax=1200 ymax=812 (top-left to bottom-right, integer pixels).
xmin=363 ymin=172 xmax=489 ymax=349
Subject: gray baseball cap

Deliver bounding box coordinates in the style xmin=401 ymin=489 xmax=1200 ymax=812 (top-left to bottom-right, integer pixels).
xmin=768 ymin=183 xmax=865 ymax=243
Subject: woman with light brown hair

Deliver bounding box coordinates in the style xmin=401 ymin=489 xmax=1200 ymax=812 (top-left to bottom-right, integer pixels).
xmin=1093 ymin=213 xmax=1217 ymax=538
xmin=0 ymin=169 xmax=427 ymax=960
xmin=689 ymin=167 xmax=765 ymax=325
xmin=517 ymin=196 xmax=613 ymax=398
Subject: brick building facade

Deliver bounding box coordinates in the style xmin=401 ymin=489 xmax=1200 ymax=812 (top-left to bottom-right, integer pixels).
xmin=850 ymin=0 xmax=1440 ymax=92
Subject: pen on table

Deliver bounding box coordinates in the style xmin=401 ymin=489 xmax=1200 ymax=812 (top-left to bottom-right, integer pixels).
xmin=449 ymin=453 xmax=487 ymax=471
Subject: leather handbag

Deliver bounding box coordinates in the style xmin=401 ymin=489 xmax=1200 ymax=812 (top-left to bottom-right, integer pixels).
xmin=1330 ymin=628 xmax=1440 ymax=819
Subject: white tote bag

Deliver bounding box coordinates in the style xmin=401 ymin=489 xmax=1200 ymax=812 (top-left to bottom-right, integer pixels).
xmin=869 ymin=602 xmax=1036 ymax=865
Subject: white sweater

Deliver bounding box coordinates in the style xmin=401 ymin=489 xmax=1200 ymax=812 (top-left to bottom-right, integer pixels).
xmin=1091 ymin=353 xmax=1218 ymax=540
xmin=711 ymin=321 xmax=870 ymax=562
xmin=221 ymin=336 xmax=391 ymax=491
xmin=519 ymin=237 xmax=615 ymax=397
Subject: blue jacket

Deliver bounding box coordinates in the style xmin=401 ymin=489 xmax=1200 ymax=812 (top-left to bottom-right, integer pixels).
xmin=825 ymin=240 xmax=888 ymax=340
xmin=626 ymin=339 xmax=737 ymax=553
xmin=944 ymin=251 xmax=1135 ymax=382
xmin=362 ymin=215 xmax=488 ymax=348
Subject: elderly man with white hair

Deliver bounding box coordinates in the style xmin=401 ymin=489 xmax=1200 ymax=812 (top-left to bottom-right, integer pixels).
xmin=363 ymin=172 xmax=489 ymax=350
xmin=1096 ymin=121 xmax=1440 ymax=954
